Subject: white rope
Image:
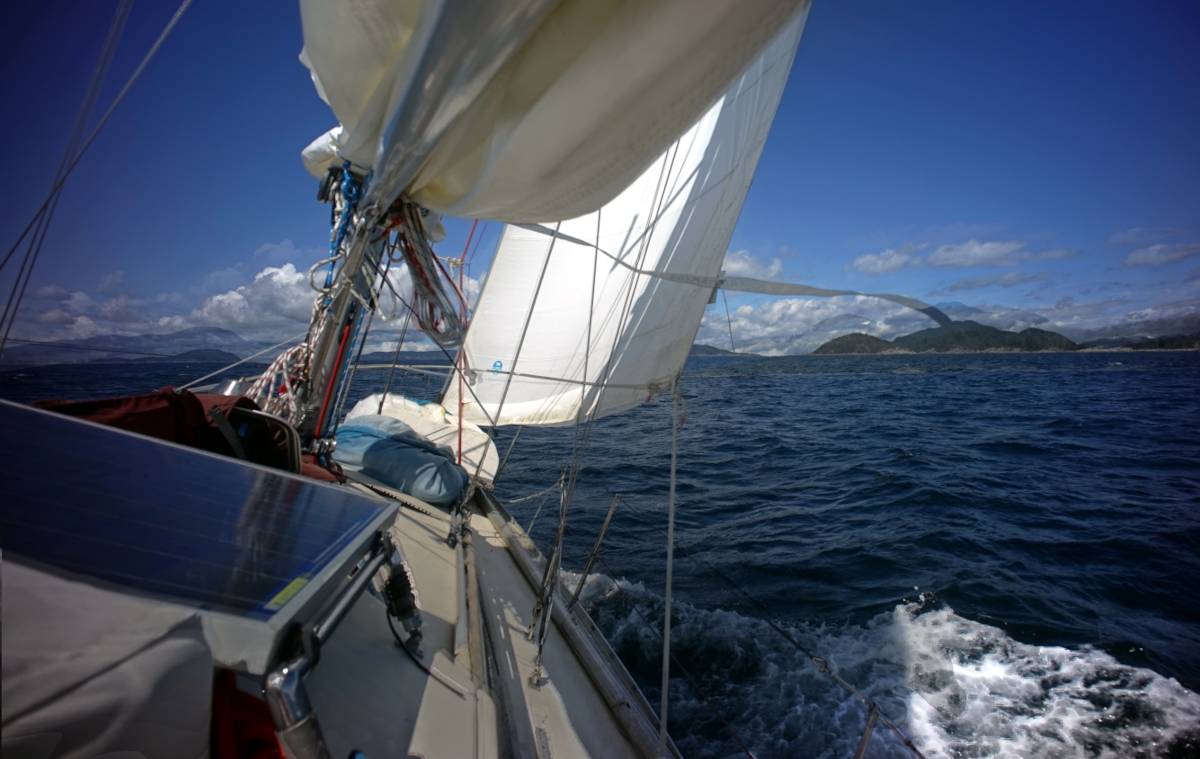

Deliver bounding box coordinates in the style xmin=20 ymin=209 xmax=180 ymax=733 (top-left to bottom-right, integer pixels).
xmin=659 ymin=376 xmax=683 ymax=742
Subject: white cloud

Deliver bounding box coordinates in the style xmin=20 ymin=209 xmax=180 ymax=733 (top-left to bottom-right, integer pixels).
xmin=927 ymin=240 xmax=1025 ymax=267
xmin=1109 ymin=227 xmax=1175 ymax=246
xmin=1124 ymin=243 xmax=1200 ymax=267
xmin=199 ymin=266 xmax=245 ymax=294
xmin=698 ymin=295 xmax=934 ymax=354
xmin=64 ymin=291 xmax=94 ymax=313
xmin=694 ymin=290 xmax=1200 ymax=355
xmin=97 ymin=270 xmax=126 ymax=294
xmin=723 ymin=249 xmax=783 ymax=279
xmin=940 ymin=271 xmax=1050 ymax=292
xmin=253 ymin=239 xmax=314 ymax=262
xmin=925 ymin=240 xmax=1072 ymax=268
xmin=36 ymin=308 xmax=74 ymax=325
xmin=164 ymin=263 xmax=315 ymax=339
xmin=850 ymin=239 xmax=1067 ymax=274
xmin=97 ymin=295 xmax=145 ymax=323
xmin=66 ymin=315 xmax=100 ymax=339
xmin=35 ymin=284 xmax=68 ymax=299
xmin=851 ymin=248 xmax=919 ymax=274
xmin=156 ymin=258 xmax=477 ymax=345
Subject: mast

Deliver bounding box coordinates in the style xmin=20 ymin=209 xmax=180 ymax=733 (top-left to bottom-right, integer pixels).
xmin=274 ymin=0 xmax=813 ymax=447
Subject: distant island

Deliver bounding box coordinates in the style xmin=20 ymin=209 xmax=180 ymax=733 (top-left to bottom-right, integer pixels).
xmin=814 ymin=320 xmax=1076 ymax=354
xmin=814 ymin=320 xmax=1200 ymax=354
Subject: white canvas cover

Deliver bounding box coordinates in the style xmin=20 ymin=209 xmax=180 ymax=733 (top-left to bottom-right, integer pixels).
xmin=299 ymin=0 xmax=810 ymax=222
xmin=345 ymin=393 xmax=499 ymax=483
xmin=442 ymin=14 xmax=807 ymax=426
xmin=1 ymin=561 xmax=212 ymax=759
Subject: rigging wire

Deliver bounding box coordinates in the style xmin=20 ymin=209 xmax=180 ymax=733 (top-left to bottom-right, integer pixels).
xmin=659 ymin=377 xmax=683 ymax=742
xmin=0 ymin=0 xmax=194 ymax=275
xmin=492 ymin=425 xmax=523 ymax=484
xmin=1 ymin=338 xmax=175 ymax=359
xmin=720 ymin=289 xmax=738 ymax=353
xmin=454 ymin=220 xmax=478 ymax=465
xmin=328 ymin=254 xmax=392 ymax=424
xmin=645 ymin=521 xmax=927 ymax=758
xmin=526 ymin=141 xmax=685 ymax=683
xmin=177 ymin=332 xmax=307 ymax=391
xmin=377 ymin=294 xmax=415 ymax=414
xmin=589 ymin=554 xmax=757 ymax=759
xmin=0 ymin=0 xmax=135 ymax=355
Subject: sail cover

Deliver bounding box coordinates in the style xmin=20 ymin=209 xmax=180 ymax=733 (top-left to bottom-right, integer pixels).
xmin=441 ymin=12 xmax=808 ymax=426
xmin=299 ymin=0 xmax=809 ymax=222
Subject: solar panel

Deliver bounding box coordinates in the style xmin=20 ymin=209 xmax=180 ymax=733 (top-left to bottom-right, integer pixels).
xmin=0 ymin=399 xmax=396 ymax=672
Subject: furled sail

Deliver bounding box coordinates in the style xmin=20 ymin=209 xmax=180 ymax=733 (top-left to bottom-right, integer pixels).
xmin=441 ymin=12 xmax=808 ymax=426
xmin=299 ymin=0 xmax=809 ymax=223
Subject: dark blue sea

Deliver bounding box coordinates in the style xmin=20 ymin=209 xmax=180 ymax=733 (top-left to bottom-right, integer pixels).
xmin=3 ymin=350 xmax=1199 ymax=758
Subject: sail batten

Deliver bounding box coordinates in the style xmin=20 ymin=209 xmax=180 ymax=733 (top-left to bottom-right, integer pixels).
xmin=442 ymin=12 xmax=809 ymax=426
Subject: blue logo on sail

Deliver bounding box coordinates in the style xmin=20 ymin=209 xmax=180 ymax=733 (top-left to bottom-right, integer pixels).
xmin=491 ymin=360 xmax=503 ymax=373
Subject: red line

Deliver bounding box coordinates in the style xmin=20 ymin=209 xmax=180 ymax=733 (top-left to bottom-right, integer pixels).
xmin=313 ymin=321 xmax=352 ymax=440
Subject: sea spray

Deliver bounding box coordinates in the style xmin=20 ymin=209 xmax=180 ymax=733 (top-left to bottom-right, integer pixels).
xmin=570 ymin=572 xmax=1200 ymax=758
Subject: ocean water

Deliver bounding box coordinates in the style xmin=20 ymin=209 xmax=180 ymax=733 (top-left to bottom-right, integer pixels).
xmin=3 ymin=350 xmax=1198 ymax=758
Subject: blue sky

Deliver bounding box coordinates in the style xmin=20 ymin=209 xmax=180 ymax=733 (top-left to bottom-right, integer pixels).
xmin=2 ymin=1 xmax=1198 ymax=352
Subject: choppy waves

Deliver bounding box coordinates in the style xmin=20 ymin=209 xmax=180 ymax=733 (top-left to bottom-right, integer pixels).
xmin=574 ymin=573 xmax=1200 ymax=758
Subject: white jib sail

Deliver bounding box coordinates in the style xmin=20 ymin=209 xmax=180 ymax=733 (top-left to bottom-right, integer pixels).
xmin=442 ymin=12 xmax=808 ymax=426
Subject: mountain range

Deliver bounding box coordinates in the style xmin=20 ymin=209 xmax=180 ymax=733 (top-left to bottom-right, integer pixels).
xmin=814 ymin=320 xmax=1199 ymax=354
xmin=4 ymin=311 xmax=1198 ymax=369
xmin=0 ymin=327 xmax=267 ymax=367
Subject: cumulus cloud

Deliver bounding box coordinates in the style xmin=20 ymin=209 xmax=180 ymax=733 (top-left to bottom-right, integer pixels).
xmin=1124 ymin=243 xmax=1200 ymax=267
xmin=161 ymin=263 xmax=316 ymax=339
xmin=723 ymin=249 xmax=783 ymax=279
xmin=851 ymin=248 xmax=919 ymax=274
xmin=155 ymin=258 xmax=477 ymax=345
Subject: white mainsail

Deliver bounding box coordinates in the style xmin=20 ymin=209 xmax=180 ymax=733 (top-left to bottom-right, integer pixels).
xmin=299 ymin=0 xmax=809 ymax=222
xmin=442 ymin=11 xmax=808 ymax=426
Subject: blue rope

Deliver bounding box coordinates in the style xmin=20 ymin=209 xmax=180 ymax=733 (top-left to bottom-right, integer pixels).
xmin=325 ymin=161 xmax=361 ymax=291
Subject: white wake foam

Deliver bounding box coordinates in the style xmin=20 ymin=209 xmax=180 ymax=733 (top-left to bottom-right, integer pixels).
xmin=571 ymin=575 xmax=1200 ymax=758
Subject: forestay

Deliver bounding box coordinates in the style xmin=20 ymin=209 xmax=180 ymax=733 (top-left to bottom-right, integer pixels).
xmin=442 ymin=12 xmax=809 ymax=426
xmin=298 ymin=0 xmax=809 ymax=222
